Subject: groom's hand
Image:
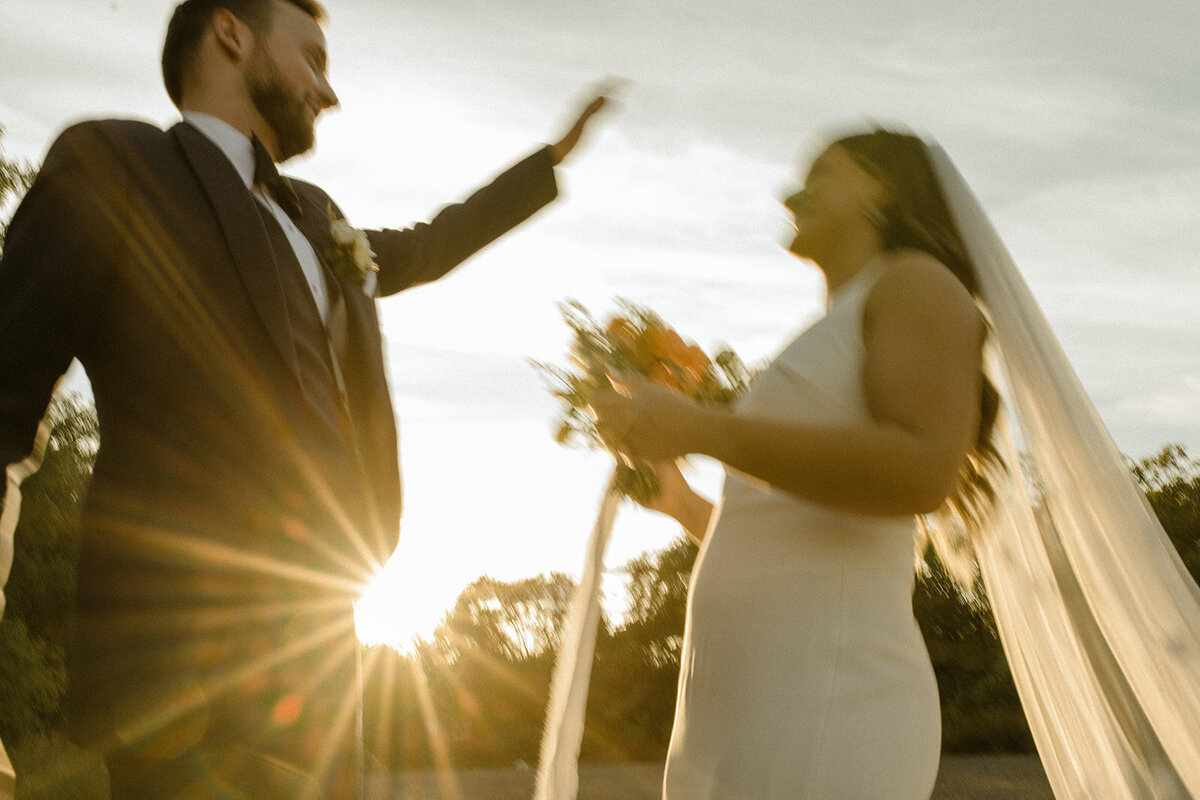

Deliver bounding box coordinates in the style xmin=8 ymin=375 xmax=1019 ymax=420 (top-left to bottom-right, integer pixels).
xmin=548 ymin=80 xmax=625 ymax=165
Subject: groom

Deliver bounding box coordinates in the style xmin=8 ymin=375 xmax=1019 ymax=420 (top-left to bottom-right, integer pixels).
xmin=0 ymin=0 xmax=607 ymax=795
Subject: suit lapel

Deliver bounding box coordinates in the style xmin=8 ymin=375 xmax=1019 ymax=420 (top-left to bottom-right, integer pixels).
xmin=170 ymin=123 xmax=302 ymax=384
xmin=292 ymin=191 xmax=382 ymax=371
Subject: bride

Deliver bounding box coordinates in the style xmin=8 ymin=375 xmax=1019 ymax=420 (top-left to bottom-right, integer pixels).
xmin=591 ymin=128 xmax=1200 ymax=799
xmin=593 ymin=128 xmax=993 ymax=799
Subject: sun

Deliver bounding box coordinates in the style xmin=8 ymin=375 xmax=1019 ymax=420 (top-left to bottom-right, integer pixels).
xmin=354 ymin=550 xmax=458 ymax=654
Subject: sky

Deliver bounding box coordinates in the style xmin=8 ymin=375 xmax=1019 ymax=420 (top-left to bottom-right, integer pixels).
xmin=2 ymin=0 xmax=1198 ymax=645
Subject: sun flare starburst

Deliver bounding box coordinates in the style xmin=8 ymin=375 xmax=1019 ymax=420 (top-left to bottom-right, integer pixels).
xmin=354 ymin=552 xmax=457 ymax=654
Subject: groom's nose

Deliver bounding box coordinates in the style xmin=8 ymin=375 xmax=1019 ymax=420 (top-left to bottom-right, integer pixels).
xmin=317 ymin=75 xmax=339 ymax=110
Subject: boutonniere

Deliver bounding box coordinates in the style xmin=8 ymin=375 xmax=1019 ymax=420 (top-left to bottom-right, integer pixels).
xmin=326 ymin=202 xmax=379 ymax=285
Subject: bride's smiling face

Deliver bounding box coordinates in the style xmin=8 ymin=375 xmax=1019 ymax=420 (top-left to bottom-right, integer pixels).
xmin=783 ymin=145 xmax=889 ymax=262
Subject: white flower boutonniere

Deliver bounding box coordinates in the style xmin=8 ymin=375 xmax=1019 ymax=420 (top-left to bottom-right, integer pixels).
xmin=326 ymin=203 xmax=379 ymax=285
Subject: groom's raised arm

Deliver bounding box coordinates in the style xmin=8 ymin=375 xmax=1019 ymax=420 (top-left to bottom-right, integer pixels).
xmin=362 ymin=89 xmax=612 ymax=297
xmin=367 ymin=146 xmax=558 ymax=297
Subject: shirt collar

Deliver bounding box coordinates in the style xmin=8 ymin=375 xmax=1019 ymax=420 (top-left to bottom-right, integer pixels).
xmin=181 ymin=111 xmax=257 ymax=189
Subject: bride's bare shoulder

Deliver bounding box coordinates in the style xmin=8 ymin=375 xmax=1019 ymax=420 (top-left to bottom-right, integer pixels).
xmin=867 ymin=250 xmax=979 ymax=330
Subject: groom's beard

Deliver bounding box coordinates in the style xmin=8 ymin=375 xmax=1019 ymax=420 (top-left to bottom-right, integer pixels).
xmin=248 ymin=60 xmax=315 ymax=161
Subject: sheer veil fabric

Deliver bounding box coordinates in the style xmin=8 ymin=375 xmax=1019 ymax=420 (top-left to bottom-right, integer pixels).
xmin=930 ymin=144 xmax=1200 ymax=797
xmin=534 ymin=474 xmax=621 ymax=800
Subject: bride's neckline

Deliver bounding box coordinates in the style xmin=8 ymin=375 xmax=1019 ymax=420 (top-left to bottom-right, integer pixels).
xmin=826 ymin=258 xmax=887 ymax=310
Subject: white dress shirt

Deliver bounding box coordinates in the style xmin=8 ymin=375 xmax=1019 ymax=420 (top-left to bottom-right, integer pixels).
xmin=182 ymin=112 xmax=331 ymax=322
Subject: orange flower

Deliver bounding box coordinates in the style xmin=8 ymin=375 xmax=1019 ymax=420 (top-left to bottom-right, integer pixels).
xmin=685 ymin=344 xmax=711 ymax=372
xmin=647 ymin=327 xmax=688 ymax=362
xmin=646 ymin=362 xmax=681 ymax=389
xmin=605 ymin=316 xmax=639 ymax=351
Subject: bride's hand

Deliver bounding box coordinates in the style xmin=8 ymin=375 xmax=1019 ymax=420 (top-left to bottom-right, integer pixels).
xmin=638 ymin=458 xmax=691 ymax=515
xmin=590 ymin=375 xmax=702 ymax=461
xmin=636 ymin=458 xmax=715 ymax=544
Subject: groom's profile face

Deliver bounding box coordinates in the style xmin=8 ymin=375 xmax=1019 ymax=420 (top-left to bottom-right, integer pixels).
xmin=245 ymin=0 xmax=338 ymax=160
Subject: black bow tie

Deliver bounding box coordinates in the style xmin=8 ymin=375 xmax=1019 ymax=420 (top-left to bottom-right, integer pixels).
xmin=251 ymin=134 xmax=303 ymax=220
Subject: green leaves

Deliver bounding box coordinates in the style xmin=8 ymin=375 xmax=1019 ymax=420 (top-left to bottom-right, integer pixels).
xmin=0 ymin=125 xmax=37 ymax=256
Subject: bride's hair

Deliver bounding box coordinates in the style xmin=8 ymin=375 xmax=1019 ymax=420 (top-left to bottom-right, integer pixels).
xmin=834 ymin=128 xmax=1004 ymax=583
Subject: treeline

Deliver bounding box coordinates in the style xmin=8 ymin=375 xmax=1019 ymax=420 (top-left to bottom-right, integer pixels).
xmin=0 ymin=398 xmax=98 ymax=752
xmin=3 ymin=398 xmax=1200 ymax=772
xmin=361 ymin=443 xmax=1200 ymax=768
xmin=360 ymin=529 xmax=1025 ymax=769
xmin=359 ymin=539 xmax=695 ymax=769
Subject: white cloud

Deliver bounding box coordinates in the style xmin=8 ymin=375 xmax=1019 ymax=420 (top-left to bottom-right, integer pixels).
xmin=997 ymin=168 xmax=1200 ymax=305
xmin=4 ymin=0 xmax=1197 ymax=620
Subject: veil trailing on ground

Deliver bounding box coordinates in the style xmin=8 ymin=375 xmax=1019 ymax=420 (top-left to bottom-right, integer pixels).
xmin=929 ymin=144 xmax=1200 ymax=798
xmin=534 ymin=474 xmax=620 ymax=800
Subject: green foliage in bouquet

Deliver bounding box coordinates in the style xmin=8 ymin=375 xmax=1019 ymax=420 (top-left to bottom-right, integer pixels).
xmin=533 ymin=301 xmax=752 ymax=503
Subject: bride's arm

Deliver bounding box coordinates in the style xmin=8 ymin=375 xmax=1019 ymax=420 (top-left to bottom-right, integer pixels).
xmin=594 ymin=258 xmax=984 ymax=517
xmin=637 ymin=460 xmax=714 ymax=545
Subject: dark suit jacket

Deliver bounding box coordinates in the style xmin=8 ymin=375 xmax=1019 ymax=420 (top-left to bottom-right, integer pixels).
xmin=0 ymin=119 xmax=557 ymax=753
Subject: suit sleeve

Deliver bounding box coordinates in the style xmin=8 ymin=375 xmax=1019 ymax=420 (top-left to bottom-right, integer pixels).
xmin=369 ymin=146 xmax=558 ymax=297
xmin=0 ymin=123 xmax=120 ymax=483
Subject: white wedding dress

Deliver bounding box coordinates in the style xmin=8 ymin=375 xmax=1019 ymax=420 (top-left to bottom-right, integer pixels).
xmin=663 ymin=262 xmax=940 ymax=800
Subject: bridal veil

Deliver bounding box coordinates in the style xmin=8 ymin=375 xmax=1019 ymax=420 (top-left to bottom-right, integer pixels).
xmin=930 ymin=144 xmax=1200 ymax=798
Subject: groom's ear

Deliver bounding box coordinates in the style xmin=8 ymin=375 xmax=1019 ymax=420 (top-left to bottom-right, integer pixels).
xmin=211 ymin=8 xmax=255 ymax=62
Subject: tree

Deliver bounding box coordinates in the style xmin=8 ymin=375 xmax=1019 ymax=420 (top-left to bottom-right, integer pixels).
xmin=435 ymin=572 xmax=577 ymax=662
xmin=1132 ymin=444 xmax=1200 ymax=583
xmin=0 ymin=397 xmax=97 ymax=746
xmin=368 ymin=572 xmax=591 ymax=768
xmin=0 ymin=125 xmax=37 ymax=255
xmin=583 ymin=536 xmax=699 ymax=760
xmin=617 ymin=536 xmax=697 ymax=668
xmin=913 ymin=553 xmax=1031 ymax=752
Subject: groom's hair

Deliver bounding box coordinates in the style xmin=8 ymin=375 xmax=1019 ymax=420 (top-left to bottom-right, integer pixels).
xmin=162 ymin=0 xmax=327 ymax=108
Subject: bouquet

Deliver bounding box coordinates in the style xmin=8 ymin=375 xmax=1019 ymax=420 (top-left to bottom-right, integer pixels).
xmin=530 ymin=300 xmax=750 ymax=800
xmin=534 ymin=300 xmax=751 ymax=502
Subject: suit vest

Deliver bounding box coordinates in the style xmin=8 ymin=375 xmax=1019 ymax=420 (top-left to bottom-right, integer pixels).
xmin=251 ymin=201 xmax=353 ymax=455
